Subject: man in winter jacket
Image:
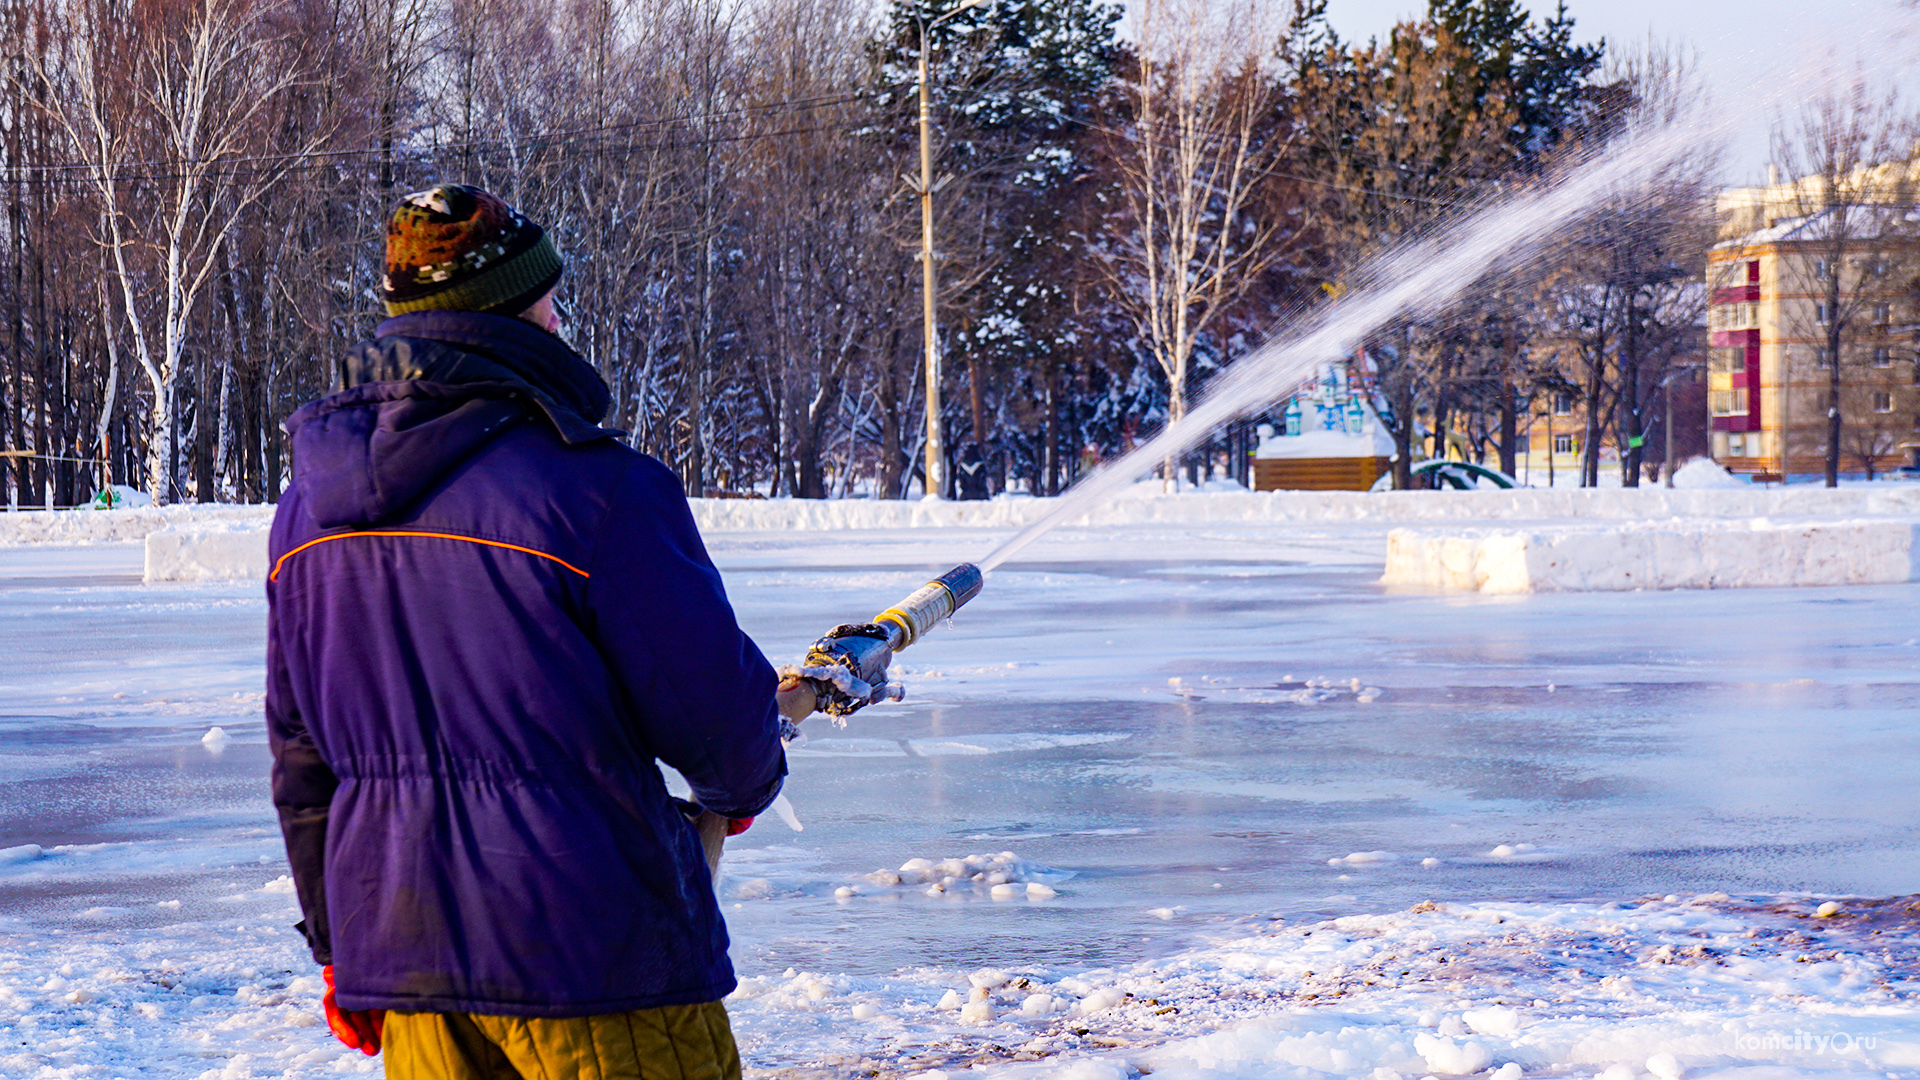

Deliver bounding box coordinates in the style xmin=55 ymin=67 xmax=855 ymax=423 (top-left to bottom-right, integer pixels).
xmin=267 ymin=184 xmax=786 ymax=1080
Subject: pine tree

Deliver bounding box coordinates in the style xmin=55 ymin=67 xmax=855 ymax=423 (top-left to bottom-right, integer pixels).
xmin=871 ymin=0 xmax=1123 ymax=494
xmin=1426 ymin=0 xmax=1604 ymax=166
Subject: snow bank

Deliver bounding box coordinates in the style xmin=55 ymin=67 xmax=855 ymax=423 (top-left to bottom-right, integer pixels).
xmin=30 ymin=480 xmax=1920 ymax=585
xmin=11 ymin=484 xmax=1920 ymax=546
xmin=729 ymin=893 xmax=1920 ymax=1080
xmin=143 ymin=520 xmax=274 ymax=584
xmin=692 ymin=486 xmax=1920 ymax=531
xmin=0 ymin=504 xmax=271 ymax=547
xmin=1383 ymin=519 xmax=1920 ymax=592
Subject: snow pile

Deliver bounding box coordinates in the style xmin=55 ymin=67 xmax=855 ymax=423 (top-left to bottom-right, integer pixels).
xmin=0 ymin=865 xmax=380 ymax=1078
xmin=31 ymin=479 xmax=1920 ymax=588
xmin=1670 ymin=457 xmax=1746 ymax=490
xmin=840 ymin=851 xmax=1073 ymax=901
xmin=727 ymin=893 xmax=1920 ymax=1080
xmin=690 ymin=485 xmax=1920 ymax=531
xmin=144 ymin=519 xmax=274 ymax=583
xmin=1383 ymin=519 xmax=1920 ymax=592
xmin=0 ymin=504 xmax=271 ymax=547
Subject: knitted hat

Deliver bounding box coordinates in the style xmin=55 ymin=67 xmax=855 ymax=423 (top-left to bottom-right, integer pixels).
xmin=382 ymin=185 xmax=563 ymax=317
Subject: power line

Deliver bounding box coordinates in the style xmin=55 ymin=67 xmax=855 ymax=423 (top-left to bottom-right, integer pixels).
xmin=2 ymin=89 xmax=883 ymax=185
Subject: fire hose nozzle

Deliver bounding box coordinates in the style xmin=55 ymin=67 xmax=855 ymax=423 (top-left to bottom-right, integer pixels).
xmin=872 ymin=563 xmax=983 ymax=652
xmin=796 ymin=563 xmax=984 ymax=720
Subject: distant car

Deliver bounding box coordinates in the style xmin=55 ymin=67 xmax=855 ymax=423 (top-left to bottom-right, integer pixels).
xmin=1369 ymin=460 xmax=1519 ymax=491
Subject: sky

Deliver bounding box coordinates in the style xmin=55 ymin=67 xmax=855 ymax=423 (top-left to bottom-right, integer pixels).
xmin=1317 ymin=0 xmax=1920 ymax=186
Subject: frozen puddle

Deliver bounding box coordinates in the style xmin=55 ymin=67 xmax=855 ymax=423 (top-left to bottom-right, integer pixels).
xmin=729 ymin=893 xmax=1920 ymax=1079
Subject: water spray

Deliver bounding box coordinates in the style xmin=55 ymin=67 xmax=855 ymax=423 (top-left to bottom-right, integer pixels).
xmin=976 ymin=118 xmax=1707 ymax=574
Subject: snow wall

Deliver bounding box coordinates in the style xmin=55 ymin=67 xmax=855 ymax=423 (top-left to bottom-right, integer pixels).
xmin=4 ymin=486 xmax=1920 ymax=588
xmin=1383 ymin=520 xmax=1920 ymax=592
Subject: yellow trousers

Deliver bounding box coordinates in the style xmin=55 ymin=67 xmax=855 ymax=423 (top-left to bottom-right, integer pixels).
xmin=383 ymin=1001 xmax=741 ymax=1080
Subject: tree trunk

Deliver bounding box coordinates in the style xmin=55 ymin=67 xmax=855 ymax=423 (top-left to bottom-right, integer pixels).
xmin=1621 ymin=298 xmax=1641 ymax=488
xmin=1497 ymin=334 xmax=1518 ymax=476
xmin=1043 ymin=363 xmax=1059 ymax=496
xmin=195 ymin=351 xmax=218 ymax=503
xmin=1392 ymin=375 xmax=1415 ymax=490
xmin=1825 ymin=271 xmax=1842 ymax=487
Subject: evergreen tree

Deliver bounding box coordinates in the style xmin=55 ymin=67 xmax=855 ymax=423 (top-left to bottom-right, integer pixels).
xmin=871 ymin=0 xmax=1123 ymax=494
xmin=1426 ymin=0 xmax=1605 ymax=165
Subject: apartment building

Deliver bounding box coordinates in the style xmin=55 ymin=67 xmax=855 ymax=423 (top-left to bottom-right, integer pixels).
xmin=1708 ymin=164 xmax=1919 ymax=478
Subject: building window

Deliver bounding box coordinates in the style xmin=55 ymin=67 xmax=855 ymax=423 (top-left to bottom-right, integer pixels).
xmin=1709 ymin=303 xmax=1757 ymax=332
xmin=1814 ymin=259 xmax=1833 ymax=279
xmin=1553 ymin=433 xmax=1574 ymax=454
xmin=1710 ymin=388 xmax=1751 ymax=416
xmin=1552 ymin=392 xmax=1574 ymax=416
xmin=1873 ymin=390 xmax=1894 ymax=413
xmin=1816 ymin=302 xmax=1833 ymax=325
xmin=1873 ymin=346 xmax=1892 ymax=367
xmin=1873 ymin=303 xmax=1891 ymax=325
xmin=1728 ymin=433 xmax=1747 ymax=456
xmin=1710 ymin=346 xmax=1746 ymax=374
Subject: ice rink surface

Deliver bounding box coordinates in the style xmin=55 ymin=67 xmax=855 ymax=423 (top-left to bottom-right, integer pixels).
xmin=1 ymin=518 xmax=1918 ymax=1077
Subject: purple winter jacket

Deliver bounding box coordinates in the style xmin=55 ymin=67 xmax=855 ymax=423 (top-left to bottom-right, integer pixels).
xmin=266 ymin=311 xmax=784 ymax=1017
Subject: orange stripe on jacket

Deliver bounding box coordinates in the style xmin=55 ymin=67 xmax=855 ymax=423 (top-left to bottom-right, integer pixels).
xmin=270 ymin=530 xmax=591 ymax=583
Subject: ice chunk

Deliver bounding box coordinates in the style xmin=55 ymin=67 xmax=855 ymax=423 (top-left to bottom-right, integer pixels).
xmin=1491 ymin=1065 xmax=1523 ymax=1080
xmin=936 ymin=989 xmax=961 ymax=1011
xmin=1329 ymin=850 xmax=1400 ymax=866
xmin=1026 ymin=882 xmax=1056 ymax=899
xmin=850 ymin=1002 xmax=878 ymax=1020
xmin=1463 ymin=1006 xmax=1520 ymax=1036
xmin=201 ymin=726 xmax=232 ymax=751
xmin=1415 ymin=1033 xmax=1491 ymax=1075
xmin=1814 ymin=900 xmax=1841 ymax=917
xmin=990 ymin=883 xmax=1018 ymax=900
xmin=0 ymin=843 xmax=44 ymax=864
xmin=960 ymin=999 xmax=995 ymax=1024
xmin=770 ymin=794 xmax=805 ymax=832
xmin=1646 ymin=1053 xmax=1683 ymax=1080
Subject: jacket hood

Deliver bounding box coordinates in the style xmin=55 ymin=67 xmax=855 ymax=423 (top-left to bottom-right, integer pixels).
xmin=289 ymin=312 xmax=620 ymax=529
xmin=288 ymin=383 xmax=527 ymax=529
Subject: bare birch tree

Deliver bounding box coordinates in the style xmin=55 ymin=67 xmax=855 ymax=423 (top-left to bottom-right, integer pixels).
xmin=45 ymin=0 xmax=334 ymax=503
xmin=1098 ymin=0 xmax=1296 ymax=487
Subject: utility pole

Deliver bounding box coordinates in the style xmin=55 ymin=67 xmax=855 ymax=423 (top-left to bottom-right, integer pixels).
xmin=916 ymin=0 xmax=985 ymax=499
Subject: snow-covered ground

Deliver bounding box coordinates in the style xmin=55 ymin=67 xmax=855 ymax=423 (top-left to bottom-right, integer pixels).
xmin=1 ymin=508 xmax=1917 ymax=1078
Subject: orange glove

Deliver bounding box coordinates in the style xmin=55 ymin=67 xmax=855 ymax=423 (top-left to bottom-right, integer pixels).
xmin=725 ymin=816 xmax=754 ymax=836
xmin=322 ymin=965 xmax=385 ymax=1055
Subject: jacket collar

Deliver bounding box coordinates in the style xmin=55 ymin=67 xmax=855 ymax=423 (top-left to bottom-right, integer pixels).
xmin=341 ymin=310 xmax=620 ymax=446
